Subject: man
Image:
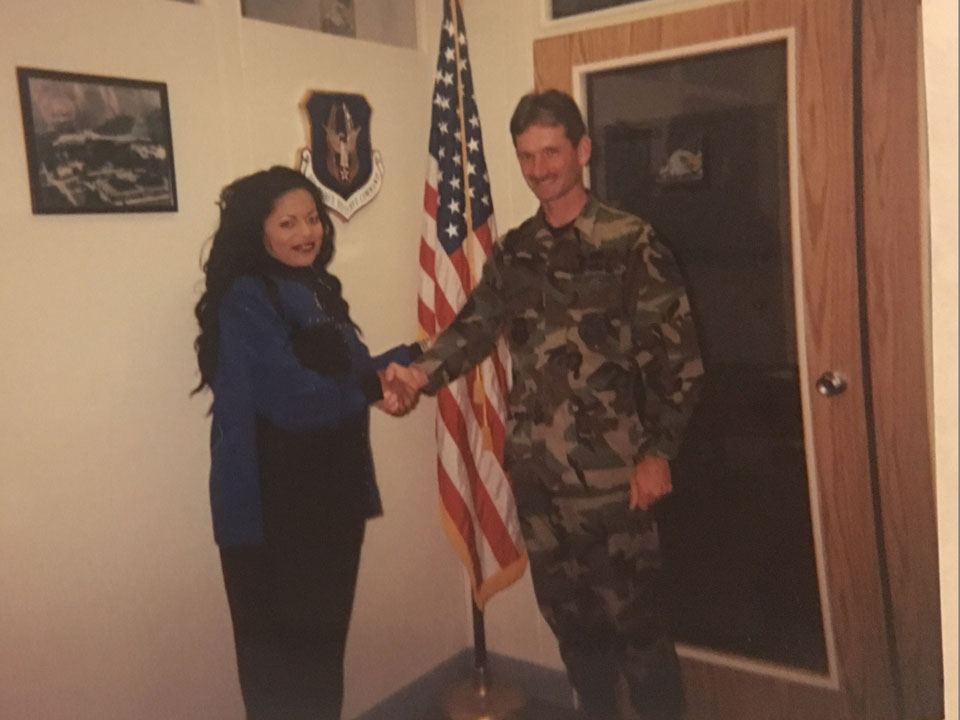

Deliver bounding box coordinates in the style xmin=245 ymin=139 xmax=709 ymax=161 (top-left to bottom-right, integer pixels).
xmin=390 ymin=90 xmax=703 ymax=720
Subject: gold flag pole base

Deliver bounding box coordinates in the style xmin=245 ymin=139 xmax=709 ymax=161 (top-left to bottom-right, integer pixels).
xmin=442 ymin=665 xmax=526 ymax=720
xmin=441 ymin=603 xmax=527 ymax=719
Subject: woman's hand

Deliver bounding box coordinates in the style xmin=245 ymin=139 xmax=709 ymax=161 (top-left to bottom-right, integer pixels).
xmin=375 ymin=365 xmax=423 ymax=416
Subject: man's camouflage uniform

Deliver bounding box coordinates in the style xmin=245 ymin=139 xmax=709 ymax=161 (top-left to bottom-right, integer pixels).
xmin=415 ymin=195 xmax=703 ymax=720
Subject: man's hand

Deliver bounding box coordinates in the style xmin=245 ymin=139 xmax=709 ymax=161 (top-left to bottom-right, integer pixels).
xmin=374 ymin=363 xmax=428 ymax=416
xmin=629 ymin=456 xmax=672 ymax=511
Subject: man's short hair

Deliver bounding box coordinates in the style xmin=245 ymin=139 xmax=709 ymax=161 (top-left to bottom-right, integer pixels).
xmin=509 ymin=90 xmax=587 ymax=146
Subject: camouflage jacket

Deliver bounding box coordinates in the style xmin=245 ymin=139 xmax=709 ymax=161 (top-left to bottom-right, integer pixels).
xmin=415 ymin=195 xmax=703 ymax=493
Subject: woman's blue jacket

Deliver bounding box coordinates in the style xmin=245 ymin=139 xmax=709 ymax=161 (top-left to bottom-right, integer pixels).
xmin=208 ymin=272 xmax=413 ymax=546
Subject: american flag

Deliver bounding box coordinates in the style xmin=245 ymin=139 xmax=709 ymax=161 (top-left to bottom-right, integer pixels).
xmin=417 ymin=0 xmax=526 ymax=610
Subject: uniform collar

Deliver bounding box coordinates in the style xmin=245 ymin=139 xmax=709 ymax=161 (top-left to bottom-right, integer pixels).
xmin=535 ymin=193 xmax=601 ymax=246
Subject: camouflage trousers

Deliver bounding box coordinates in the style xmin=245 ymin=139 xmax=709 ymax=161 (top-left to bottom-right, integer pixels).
xmin=514 ymin=478 xmax=685 ymax=720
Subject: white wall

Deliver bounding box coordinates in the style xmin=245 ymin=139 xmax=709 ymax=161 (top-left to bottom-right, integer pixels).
xmin=923 ymin=1 xmax=959 ymax=718
xmin=0 ymin=1 xmax=466 ymax=718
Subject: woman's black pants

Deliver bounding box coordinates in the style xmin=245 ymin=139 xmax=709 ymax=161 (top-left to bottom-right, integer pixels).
xmin=219 ymin=517 xmax=365 ymax=720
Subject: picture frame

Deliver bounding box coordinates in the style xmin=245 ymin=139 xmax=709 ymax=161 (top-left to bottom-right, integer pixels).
xmin=16 ymin=67 xmax=178 ymax=214
xmin=242 ymin=0 xmax=357 ymax=38
xmin=240 ymin=0 xmax=419 ymax=49
xmin=549 ymin=0 xmax=656 ymax=20
xmin=541 ymin=0 xmax=737 ymax=32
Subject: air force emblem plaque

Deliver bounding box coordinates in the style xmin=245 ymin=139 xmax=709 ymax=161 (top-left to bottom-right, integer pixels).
xmin=299 ymin=92 xmax=383 ymax=220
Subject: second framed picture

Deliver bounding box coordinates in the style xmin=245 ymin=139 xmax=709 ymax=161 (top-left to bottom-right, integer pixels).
xmin=16 ymin=67 xmax=178 ymax=214
xmin=549 ymin=0 xmax=656 ymax=20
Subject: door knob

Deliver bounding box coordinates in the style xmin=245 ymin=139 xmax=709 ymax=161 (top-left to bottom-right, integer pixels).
xmin=816 ymin=371 xmax=848 ymax=397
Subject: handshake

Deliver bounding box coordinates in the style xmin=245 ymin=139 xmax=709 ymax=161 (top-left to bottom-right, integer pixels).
xmin=376 ymin=362 xmax=429 ymax=416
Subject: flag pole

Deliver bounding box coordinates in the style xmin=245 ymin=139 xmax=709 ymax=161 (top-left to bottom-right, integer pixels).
xmin=423 ymin=0 xmax=526 ymax=715
xmin=440 ymin=2 xmax=526 ymax=715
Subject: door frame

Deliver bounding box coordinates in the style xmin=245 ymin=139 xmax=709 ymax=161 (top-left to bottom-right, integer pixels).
xmin=532 ymin=1 xmax=942 ymax=718
xmin=857 ymin=2 xmax=942 ymax=717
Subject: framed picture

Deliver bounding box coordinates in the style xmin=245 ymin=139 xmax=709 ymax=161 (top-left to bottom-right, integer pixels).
xmin=549 ymin=0 xmax=656 ymax=19
xmin=542 ymin=0 xmax=736 ymax=30
xmin=240 ymin=0 xmax=418 ymax=49
xmin=242 ymin=0 xmax=356 ymax=37
xmin=16 ymin=67 xmax=178 ymax=214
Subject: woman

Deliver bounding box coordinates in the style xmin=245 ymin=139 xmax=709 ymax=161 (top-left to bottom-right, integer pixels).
xmin=192 ymin=166 xmax=417 ymax=719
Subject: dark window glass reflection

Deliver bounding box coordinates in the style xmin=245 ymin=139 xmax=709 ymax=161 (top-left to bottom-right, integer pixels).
xmin=588 ymin=42 xmax=828 ymax=672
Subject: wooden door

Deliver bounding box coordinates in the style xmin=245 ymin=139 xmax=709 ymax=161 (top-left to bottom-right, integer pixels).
xmin=534 ymin=1 xmax=941 ymax=719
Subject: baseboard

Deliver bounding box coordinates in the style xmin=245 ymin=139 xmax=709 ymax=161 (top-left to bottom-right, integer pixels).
xmin=353 ymin=649 xmax=573 ymax=719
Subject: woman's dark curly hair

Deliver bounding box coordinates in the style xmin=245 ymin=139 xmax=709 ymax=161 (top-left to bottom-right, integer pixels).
xmin=192 ymin=166 xmax=338 ymax=394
